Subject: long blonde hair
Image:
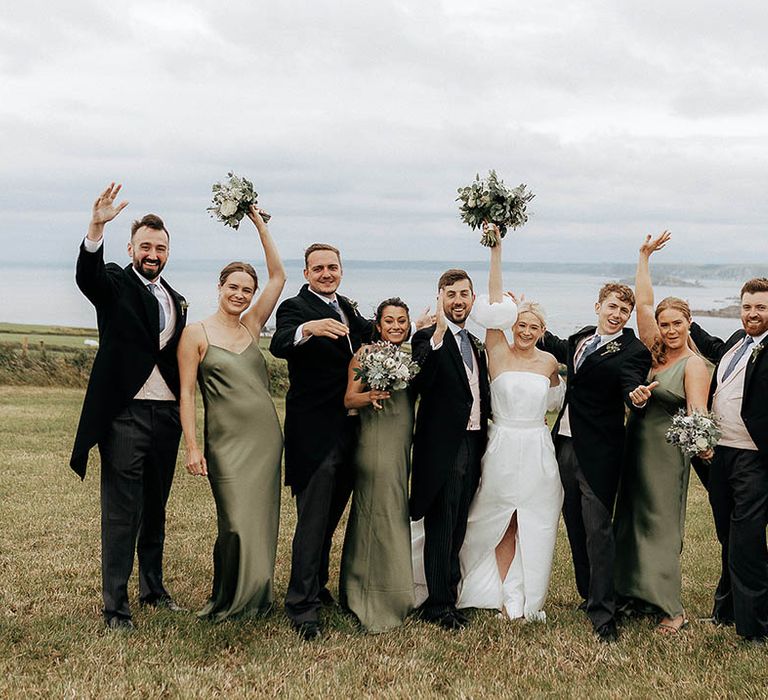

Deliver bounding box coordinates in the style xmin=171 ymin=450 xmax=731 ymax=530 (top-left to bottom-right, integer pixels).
xmin=651 ymin=296 xmax=697 ymax=365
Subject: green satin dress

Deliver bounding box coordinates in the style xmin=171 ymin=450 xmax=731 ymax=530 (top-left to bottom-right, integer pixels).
xmin=614 ymin=357 xmax=690 ymax=618
xmin=197 ymin=331 xmax=282 ymax=622
xmin=340 ymin=388 xmax=415 ymax=632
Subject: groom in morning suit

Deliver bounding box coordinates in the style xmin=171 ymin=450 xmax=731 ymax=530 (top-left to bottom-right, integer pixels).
xmin=411 ymin=269 xmax=491 ymax=630
xmin=690 ymin=278 xmax=768 ymax=644
xmin=269 ymin=243 xmax=374 ymax=640
xmin=71 ymin=183 xmax=188 ymax=631
xmin=540 ymin=283 xmax=651 ymax=642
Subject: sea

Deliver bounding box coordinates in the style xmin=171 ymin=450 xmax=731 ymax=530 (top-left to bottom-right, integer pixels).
xmin=0 ymin=259 xmax=753 ymax=341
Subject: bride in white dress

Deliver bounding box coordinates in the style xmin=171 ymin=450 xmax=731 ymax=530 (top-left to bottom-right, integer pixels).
xmin=456 ymin=230 xmax=565 ymax=622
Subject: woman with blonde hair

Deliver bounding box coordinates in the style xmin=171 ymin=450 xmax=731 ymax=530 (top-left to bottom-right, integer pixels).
xmin=613 ymin=230 xmax=712 ymax=634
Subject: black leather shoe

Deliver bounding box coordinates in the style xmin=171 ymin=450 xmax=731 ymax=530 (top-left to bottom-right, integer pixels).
xmin=595 ymin=620 xmax=619 ymax=643
xmin=105 ymin=616 xmax=136 ymax=633
xmin=140 ymin=595 xmax=186 ymax=613
xmin=294 ymin=621 xmax=322 ymax=641
xmin=741 ymin=635 xmax=768 ymax=647
xmin=431 ymin=611 xmax=468 ymax=631
xmin=318 ymin=588 xmax=337 ymax=607
xmin=577 ymin=600 xmax=588 ymax=612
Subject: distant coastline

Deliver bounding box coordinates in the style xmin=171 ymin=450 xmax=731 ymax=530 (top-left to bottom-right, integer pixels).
xmin=691 ymin=302 xmax=741 ymax=318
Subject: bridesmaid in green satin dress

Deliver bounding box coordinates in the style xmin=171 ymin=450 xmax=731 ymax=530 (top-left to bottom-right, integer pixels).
xmin=340 ymin=298 xmax=416 ymax=632
xmin=614 ymin=231 xmax=712 ymax=634
xmin=177 ymin=205 xmax=286 ymax=621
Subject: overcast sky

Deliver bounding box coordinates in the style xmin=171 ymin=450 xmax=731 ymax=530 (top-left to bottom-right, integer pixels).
xmin=2 ymin=0 xmax=767 ymax=265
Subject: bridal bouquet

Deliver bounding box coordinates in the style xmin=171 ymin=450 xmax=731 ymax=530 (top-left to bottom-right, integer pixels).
xmin=354 ymin=341 xmax=420 ymax=392
xmin=665 ymin=410 xmax=721 ymax=457
xmin=457 ymin=170 xmax=535 ymax=247
xmin=208 ymin=172 xmax=271 ymax=229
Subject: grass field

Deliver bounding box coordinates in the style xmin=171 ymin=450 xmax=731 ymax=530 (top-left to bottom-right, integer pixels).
xmin=1 ymin=386 xmax=766 ymax=699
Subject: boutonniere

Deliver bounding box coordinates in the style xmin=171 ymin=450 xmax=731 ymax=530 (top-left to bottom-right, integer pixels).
xmin=751 ymin=343 xmax=765 ymax=362
xmin=601 ymin=340 xmax=622 ymax=355
xmin=179 ymin=298 xmax=189 ymax=314
xmin=345 ymin=297 xmax=359 ymax=314
xmin=471 ymin=336 xmax=486 ymax=353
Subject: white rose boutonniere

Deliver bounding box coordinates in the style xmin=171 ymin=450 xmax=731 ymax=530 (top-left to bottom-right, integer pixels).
xmin=751 ymin=343 xmax=765 ymax=363
xmin=601 ymin=340 xmax=622 ymax=355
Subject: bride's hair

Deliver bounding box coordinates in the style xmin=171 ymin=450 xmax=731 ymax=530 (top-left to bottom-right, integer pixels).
xmin=651 ymin=296 xmax=698 ymax=366
xmin=515 ymin=301 xmax=547 ymax=328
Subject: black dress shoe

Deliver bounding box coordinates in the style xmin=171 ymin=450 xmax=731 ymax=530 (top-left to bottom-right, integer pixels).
xmin=595 ymin=620 xmax=619 ymax=643
xmin=140 ymin=595 xmax=186 ymax=613
xmin=431 ymin=611 xmax=468 ymax=632
xmin=294 ymin=621 xmax=322 ymax=641
xmin=105 ymin=616 xmax=136 ymax=633
xmin=318 ymin=588 xmax=337 ymax=607
xmin=741 ymin=635 xmax=768 ymax=647
xmin=577 ymin=600 xmax=588 ymax=612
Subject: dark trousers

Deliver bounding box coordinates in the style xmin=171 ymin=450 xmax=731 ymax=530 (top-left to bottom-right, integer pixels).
xmin=285 ymin=424 xmax=355 ymax=624
xmin=556 ymin=436 xmax=615 ymax=630
xmin=422 ymin=431 xmax=482 ymax=616
xmin=709 ymin=445 xmax=768 ymax=639
xmin=98 ymin=400 xmax=180 ymax=620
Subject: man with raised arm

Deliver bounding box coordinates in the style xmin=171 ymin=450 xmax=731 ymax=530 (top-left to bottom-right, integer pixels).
xmin=71 ymin=183 xmax=188 ymax=631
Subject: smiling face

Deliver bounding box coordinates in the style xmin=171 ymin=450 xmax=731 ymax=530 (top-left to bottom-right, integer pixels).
xmin=128 ymin=226 xmax=169 ymax=281
xmin=441 ymin=279 xmax=475 ymax=326
xmin=657 ymin=307 xmax=691 ymax=350
xmin=377 ymin=305 xmax=410 ymax=345
xmin=512 ymin=310 xmax=546 ymax=350
xmin=595 ymin=292 xmax=633 ymax=335
xmin=304 ymin=249 xmax=342 ymax=296
xmin=741 ymin=291 xmax=768 ymax=337
xmin=218 ymin=270 xmax=256 ymax=315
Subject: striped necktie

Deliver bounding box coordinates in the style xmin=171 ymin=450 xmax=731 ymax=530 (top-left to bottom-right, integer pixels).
xmin=147 ymin=283 xmax=167 ymax=333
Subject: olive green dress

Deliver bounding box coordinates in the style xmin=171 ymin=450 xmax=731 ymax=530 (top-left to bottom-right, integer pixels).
xmin=197 ymin=329 xmax=282 ymax=622
xmin=340 ymin=388 xmax=415 ymax=632
xmin=614 ymin=357 xmax=690 ymax=618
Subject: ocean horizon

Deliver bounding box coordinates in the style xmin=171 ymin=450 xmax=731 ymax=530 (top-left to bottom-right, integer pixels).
xmin=3 ymin=259 xmax=758 ymax=341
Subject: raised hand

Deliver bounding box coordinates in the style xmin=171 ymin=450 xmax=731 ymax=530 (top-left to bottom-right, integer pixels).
xmin=91 ymin=182 xmax=129 ymax=226
xmin=505 ymin=291 xmax=525 ymax=305
xmin=415 ymin=305 xmax=435 ymax=331
xmin=303 ymin=318 xmax=349 ymax=340
xmin=639 ymin=230 xmax=671 ymax=258
xmin=246 ymin=204 xmax=270 ymax=231
xmin=629 ymin=380 xmax=659 ymax=407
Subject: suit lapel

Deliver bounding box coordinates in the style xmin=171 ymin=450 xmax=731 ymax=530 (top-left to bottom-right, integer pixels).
xmin=743 ymin=335 xmax=765 ymax=397
xmin=569 ymin=326 xmax=595 ymax=374
xmin=125 ymin=264 xmax=159 ymax=338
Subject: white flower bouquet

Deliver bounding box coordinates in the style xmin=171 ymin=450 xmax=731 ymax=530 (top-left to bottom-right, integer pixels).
xmin=457 ymin=170 xmax=535 ymax=247
xmin=208 ymin=172 xmax=271 ymax=229
xmin=354 ymin=341 xmax=420 ymax=392
xmin=665 ymin=409 xmax=721 ymax=457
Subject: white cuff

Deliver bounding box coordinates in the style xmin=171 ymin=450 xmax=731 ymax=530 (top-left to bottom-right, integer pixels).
xmin=293 ymin=324 xmax=310 ymax=346
xmin=83 ymin=237 xmax=103 ymax=253
xmin=470 ymin=294 xmax=518 ymax=330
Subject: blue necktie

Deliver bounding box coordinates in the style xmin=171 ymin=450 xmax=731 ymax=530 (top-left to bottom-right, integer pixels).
xmin=458 ymin=329 xmax=474 ymax=369
xmin=147 ymin=283 xmax=167 ymax=333
xmin=722 ymin=336 xmax=754 ymax=380
xmin=329 ymin=298 xmax=344 ymax=324
xmin=575 ymin=334 xmax=601 ymax=371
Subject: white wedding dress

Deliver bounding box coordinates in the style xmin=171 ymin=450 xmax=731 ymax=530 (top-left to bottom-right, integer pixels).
xmin=457 ymin=370 xmax=565 ymax=621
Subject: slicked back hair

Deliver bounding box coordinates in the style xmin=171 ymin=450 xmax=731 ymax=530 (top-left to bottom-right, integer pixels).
xmin=218 ymin=261 xmax=258 ymax=290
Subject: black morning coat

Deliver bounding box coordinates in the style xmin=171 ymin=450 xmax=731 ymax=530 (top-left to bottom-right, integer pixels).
xmin=409 ymin=324 xmax=491 ymax=521
xmin=269 ymin=284 xmax=373 ymax=494
xmin=690 ymin=322 xmax=768 ymax=457
xmin=69 ymin=243 xmax=187 ymax=479
xmin=541 ymin=326 xmax=652 ymax=509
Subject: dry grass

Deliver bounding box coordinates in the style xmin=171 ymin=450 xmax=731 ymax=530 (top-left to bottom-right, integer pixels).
xmin=1 ymin=386 xmax=766 ymax=699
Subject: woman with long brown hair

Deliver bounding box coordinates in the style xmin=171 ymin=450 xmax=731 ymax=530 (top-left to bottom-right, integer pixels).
xmin=613 ymin=231 xmax=711 ymax=634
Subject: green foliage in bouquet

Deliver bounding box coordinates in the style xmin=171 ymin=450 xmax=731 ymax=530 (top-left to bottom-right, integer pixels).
xmin=457 ymin=170 xmax=535 ymax=246
xmin=208 ymin=172 xmax=271 ymax=229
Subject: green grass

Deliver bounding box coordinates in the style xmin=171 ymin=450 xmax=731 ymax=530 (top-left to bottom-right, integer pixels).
xmin=0 ymin=386 xmax=766 ymax=698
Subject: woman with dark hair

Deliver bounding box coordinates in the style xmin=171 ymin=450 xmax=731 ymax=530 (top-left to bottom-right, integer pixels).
xmin=177 ymin=206 xmax=286 ymax=621
xmin=340 ymin=298 xmax=416 ymax=632
xmin=613 ymin=231 xmax=712 ymax=634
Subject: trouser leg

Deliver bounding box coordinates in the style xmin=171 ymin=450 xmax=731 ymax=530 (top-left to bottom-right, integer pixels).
xmin=708 ymin=447 xmax=735 ymax=623
xmin=423 ymin=432 xmax=481 ymax=615
xmin=138 ymin=403 xmax=180 ymax=602
xmin=556 ymin=437 xmax=590 ymax=601
xmin=99 ymin=404 xmax=151 ymax=620
xmin=285 ymin=440 xmax=349 ymax=624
